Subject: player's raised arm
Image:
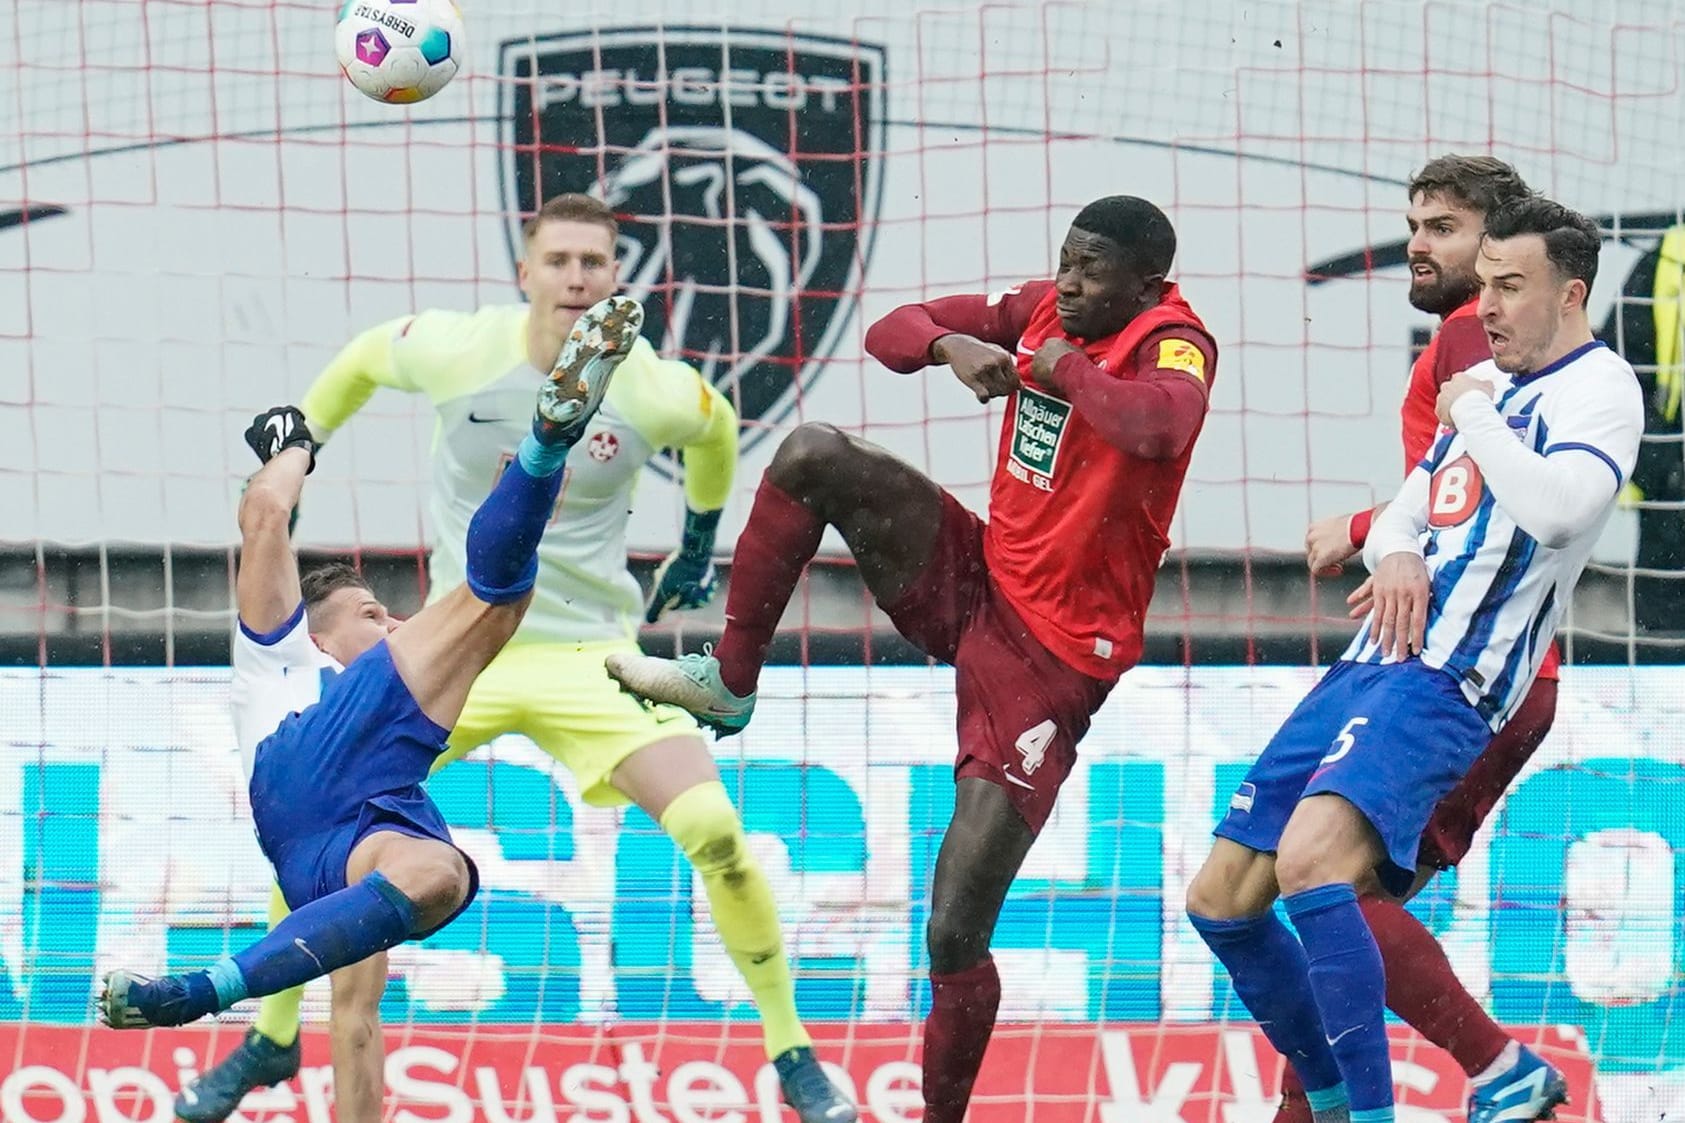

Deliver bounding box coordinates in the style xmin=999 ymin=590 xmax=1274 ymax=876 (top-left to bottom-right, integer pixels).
xmin=297 ymin=315 xmax=420 ymax=441
xmin=235 ymin=408 xmax=319 ymax=635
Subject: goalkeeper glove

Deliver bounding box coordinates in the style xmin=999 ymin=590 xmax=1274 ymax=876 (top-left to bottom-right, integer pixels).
xmin=244 ymin=405 xmax=319 ymax=473
xmin=645 ymin=507 xmax=722 ymax=623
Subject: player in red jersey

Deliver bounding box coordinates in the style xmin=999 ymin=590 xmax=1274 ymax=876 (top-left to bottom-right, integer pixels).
xmin=1284 ymin=155 xmax=1560 ymax=1123
xmin=609 ymin=196 xmax=1218 ymax=1123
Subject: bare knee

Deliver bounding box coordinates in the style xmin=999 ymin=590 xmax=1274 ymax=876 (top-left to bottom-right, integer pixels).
xmin=1275 ymin=795 xmax=1381 ymax=896
xmin=1275 ymin=841 xmax=1368 ymax=897
xmin=382 ymin=846 xmax=470 ymax=932
xmin=330 ymin=1003 xmax=381 ymax=1047
xmin=766 ymin=423 xmax=855 ymax=506
xmin=1185 ymin=864 xmax=1244 ymax=920
xmin=449 ymin=584 xmax=529 ymax=655
xmin=1186 ymin=841 xmax=1279 ymax=920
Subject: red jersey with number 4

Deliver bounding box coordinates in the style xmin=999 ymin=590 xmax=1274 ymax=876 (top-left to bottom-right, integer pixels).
xmin=1402 ymin=297 xmax=1559 ymax=680
xmin=985 ymin=283 xmax=1216 ymax=680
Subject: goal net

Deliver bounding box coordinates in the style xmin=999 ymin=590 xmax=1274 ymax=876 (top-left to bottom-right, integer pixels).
xmin=1 ymin=1 xmax=1681 ymax=1121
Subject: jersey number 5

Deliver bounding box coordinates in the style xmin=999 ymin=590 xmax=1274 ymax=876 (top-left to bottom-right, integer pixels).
xmin=1320 ymin=716 xmax=1369 ymax=766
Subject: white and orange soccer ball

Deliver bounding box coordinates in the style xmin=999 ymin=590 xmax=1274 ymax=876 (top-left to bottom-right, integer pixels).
xmin=335 ymin=0 xmax=463 ymax=105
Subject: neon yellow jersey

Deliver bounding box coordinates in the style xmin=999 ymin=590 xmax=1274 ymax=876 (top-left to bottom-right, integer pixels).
xmin=301 ymin=304 xmax=737 ymax=645
xmin=1656 ymin=224 xmax=1684 ymax=425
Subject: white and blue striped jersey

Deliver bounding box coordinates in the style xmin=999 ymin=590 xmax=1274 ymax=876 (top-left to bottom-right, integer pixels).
xmin=229 ymin=602 xmax=340 ymax=778
xmin=1348 ymin=340 xmax=1643 ymax=729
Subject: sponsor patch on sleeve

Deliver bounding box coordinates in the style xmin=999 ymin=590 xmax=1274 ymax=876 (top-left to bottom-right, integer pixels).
xmin=1156 ymin=337 xmax=1206 ymax=382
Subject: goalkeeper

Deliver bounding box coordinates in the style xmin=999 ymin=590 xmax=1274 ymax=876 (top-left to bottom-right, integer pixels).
xmin=178 ymin=194 xmax=855 ymax=1123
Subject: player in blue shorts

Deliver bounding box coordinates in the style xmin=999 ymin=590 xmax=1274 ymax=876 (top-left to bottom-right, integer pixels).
xmin=96 ymin=299 xmax=643 ymax=1056
xmin=1185 ymin=197 xmax=1643 ymax=1123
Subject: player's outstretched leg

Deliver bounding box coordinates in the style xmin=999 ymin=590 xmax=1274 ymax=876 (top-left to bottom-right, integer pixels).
xmin=918 ymin=779 xmax=1038 ymax=1123
xmin=608 ymin=422 xmax=945 ymax=734
xmin=390 ymin=295 xmax=644 ymax=730
xmin=100 ymin=835 xmax=466 ymax=1029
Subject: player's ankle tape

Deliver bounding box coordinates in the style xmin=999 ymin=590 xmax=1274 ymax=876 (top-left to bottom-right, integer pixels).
xmin=207 ymin=957 xmax=250 ymax=1008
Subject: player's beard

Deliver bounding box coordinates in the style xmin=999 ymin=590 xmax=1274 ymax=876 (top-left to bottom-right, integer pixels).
xmin=1407 ymin=260 xmax=1479 ymax=316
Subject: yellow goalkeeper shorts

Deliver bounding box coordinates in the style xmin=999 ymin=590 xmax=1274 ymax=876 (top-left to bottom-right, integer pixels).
xmin=428 ymin=639 xmax=699 ymax=806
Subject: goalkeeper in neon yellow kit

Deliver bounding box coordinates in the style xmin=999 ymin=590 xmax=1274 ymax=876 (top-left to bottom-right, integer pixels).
xmin=177 ymin=195 xmax=856 ymax=1123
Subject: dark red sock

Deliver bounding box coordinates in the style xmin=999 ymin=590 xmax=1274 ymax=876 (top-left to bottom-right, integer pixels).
xmin=1361 ymin=894 xmax=1510 ymax=1076
xmin=922 ymin=957 xmax=1001 ymax=1123
xmin=1274 ymin=1063 xmax=1313 ymax=1123
xmin=711 ymin=478 xmax=824 ymax=697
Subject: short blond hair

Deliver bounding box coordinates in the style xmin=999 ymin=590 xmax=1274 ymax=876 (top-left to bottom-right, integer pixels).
xmin=521 ymin=193 xmax=618 ymax=242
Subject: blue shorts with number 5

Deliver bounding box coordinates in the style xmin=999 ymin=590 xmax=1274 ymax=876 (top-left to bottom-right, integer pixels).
xmin=1214 ymin=658 xmax=1493 ymax=895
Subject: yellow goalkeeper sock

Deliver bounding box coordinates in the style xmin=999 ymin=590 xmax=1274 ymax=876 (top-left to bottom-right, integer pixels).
xmin=251 ymin=883 xmax=305 ymax=1048
xmin=659 ymin=780 xmax=811 ymax=1059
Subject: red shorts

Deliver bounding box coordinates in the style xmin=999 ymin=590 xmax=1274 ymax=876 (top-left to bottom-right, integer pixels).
xmin=1416 ymin=675 xmax=1558 ymax=869
xmin=881 ymin=491 xmax=1112 ymax=834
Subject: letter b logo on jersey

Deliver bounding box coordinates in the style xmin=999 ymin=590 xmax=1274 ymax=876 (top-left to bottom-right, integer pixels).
xmin=1429 ymin=454 xmax=1484 ymax=528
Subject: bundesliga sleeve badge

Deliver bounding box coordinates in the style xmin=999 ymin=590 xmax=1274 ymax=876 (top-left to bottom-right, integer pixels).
xmin=1157 ymin=338 xmax=1207 ymax=382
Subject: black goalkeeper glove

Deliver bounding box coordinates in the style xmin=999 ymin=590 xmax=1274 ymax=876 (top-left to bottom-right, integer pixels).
xmin=645 ymin=508 xmax=722 ymax=623
xmin=244 ymin=405 xmax=319 ymax=473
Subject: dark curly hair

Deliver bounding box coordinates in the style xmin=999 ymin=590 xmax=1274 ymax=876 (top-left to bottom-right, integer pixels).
xmin=1408 ymin=154 xmax=1532 ymax=218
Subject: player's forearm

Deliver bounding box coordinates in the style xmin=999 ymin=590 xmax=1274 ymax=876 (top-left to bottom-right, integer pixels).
xmin=239 ymin=448 xmax=310 ymax=532
xmin=1362 ymin=471 xmax=1429 ymax=570
xmin=681 ymin=387 xmax=738 ymax=512
xmin=864 ymin=303 xmax=962 ymax=372
xmin=1345 ymin=501 xmax=1390 ymax=549
xmin=865 ymin=292 xmax=1021 ymax=372
xmin=236 ymin=448 xmax=309 ymax=632
xmin=299 ymin=319 xmax=407 ymax=439
xmin=1055 ymin=354 xmax=1206 ymax=460
xmin=1450 ymin=394 xmax=1619 ymax=548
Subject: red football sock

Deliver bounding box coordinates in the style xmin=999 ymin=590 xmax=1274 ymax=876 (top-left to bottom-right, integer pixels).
xmin=922 ymin=957 xmax=1001 ymax=1123
xmin=1361 ymin=894 xmax=1510 ymax=1076
xmin=711 ymin=478 xmax=825 ymax=698
xmin=1274 ymin=1064 xmax=1313 ymax=1123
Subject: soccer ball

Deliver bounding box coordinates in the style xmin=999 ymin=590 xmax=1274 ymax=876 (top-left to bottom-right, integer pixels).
xmin=335 ymin=0 xmax=463 ymax=105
